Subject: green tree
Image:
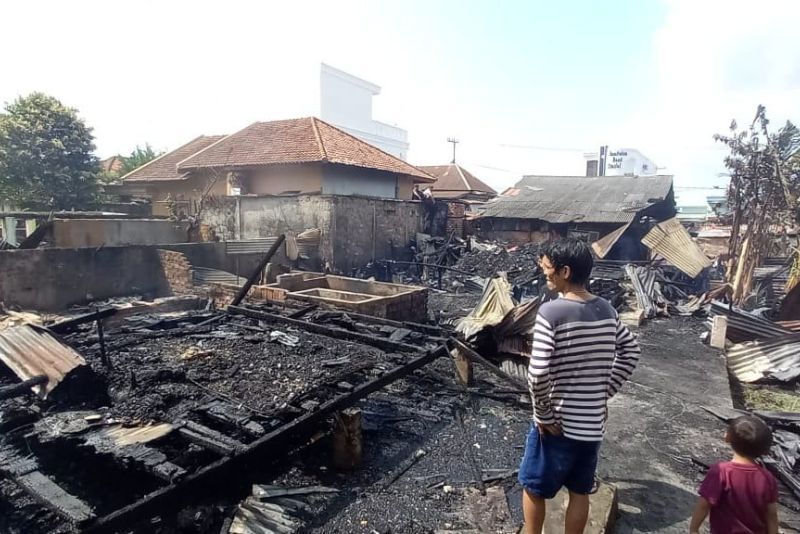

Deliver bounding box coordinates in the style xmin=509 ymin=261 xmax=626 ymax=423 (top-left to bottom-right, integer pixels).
xmin=0 ymin=93 xmax=99 ymax=209
xmin=120 ymin=143 xmax=162 ymax=176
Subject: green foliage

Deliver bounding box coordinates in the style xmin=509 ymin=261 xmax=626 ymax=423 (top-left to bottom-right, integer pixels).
xmin=120 ymin=144 xmax=161 ymax=176
xmin=98 ymin=144 xmax=163 ymax=185
xmin=0 ymin=93 xmax=99 ymax=209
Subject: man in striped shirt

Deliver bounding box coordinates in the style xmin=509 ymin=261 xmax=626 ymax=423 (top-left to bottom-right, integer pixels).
xmin=519 ymin=238 xmax=640 ymax=534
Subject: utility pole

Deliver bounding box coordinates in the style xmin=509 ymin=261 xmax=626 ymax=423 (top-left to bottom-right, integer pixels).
xmin=447 ymin=137 xmax=459 ymax=164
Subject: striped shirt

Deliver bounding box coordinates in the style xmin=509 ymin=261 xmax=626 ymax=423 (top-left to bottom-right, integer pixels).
xmin=528 ymin=296 xmax=640 ymax=441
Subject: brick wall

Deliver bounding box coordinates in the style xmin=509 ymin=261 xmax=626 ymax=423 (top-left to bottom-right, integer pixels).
xmin=158 ymin=250 xmax=195 ymax=295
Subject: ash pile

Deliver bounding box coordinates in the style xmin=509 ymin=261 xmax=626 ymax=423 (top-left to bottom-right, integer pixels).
xmin=0 ymin=291 xmax=453 ymax=533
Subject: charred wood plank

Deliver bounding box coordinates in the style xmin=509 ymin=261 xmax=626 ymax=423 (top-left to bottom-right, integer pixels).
xmin=0 ymin=374 xmax=47 ymax=400
xmin=48 ymin=308 xmax=117 ymax=334
xmin=5 ymin=459 xmax=95 ymax=525
xmin=230 ymin=234 xmax=286 ymax=307
xmin=227 ymin=305 xmax=421 ymax=353
xmin=176 ymin=420 xmax=246 ymax=456
xmin=287 ymin=304 xmax=318 ymax=319
xmin=85 ymin=344 xmax=447 ymax=533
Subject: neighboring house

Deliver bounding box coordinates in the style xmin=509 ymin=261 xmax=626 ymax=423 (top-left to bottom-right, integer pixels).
xmin=320 ymin=63 xmax=409 ymax=160
xmin=473 ymin=174 xmax=675 ymax=252
xmin=121 ymin=117 xmax=433 ymax=217
xmin=418 ymin=164 xmax=497 ymax=201
xmin=100 ymin=155 xmax=125 ymax=175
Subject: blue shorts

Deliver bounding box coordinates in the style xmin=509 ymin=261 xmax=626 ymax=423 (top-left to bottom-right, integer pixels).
xmin=518 ymin=424 xmax=601 ymax=499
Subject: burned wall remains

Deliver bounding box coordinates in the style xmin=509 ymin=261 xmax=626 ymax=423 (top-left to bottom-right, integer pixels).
xmin=201 ymin=194 xmax=426 ymax=274
xmin=0 ymin=243 xmax=264 ymax=311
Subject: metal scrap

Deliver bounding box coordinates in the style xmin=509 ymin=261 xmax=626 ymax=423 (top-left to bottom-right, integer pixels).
xmin=0 ymin=325 xmax=87 ymax=398
xmin=641 ymin=217 xmax=712 ymax=278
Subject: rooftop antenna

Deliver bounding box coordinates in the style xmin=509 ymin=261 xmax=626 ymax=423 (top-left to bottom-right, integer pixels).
xmin=447 ymin=137 xmax=459 ymax=164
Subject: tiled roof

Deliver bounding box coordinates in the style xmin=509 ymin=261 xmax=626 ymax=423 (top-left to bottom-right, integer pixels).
xmin=121 ymin=136 xmax=225 ymax=183
xmin=419 ymin=164 xmax=496 ymax=198
xmin=480 ymin=175 xmax=674 ymax=224
xmin=178 ymin=117 xmax=433 ymax=181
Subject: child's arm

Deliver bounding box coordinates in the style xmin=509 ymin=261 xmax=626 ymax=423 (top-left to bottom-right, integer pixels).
xmin=689 ymin=497 xmax=710 ymax=534
xmin=766 ymin=502 xmax=778 ymax=534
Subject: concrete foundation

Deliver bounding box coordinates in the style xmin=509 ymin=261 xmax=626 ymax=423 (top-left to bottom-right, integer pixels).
xmin=266 ymin=272 xmax=428 ymax=322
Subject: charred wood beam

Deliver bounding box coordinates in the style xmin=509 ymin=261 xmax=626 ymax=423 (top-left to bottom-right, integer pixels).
xmin=2 ymin=458 xmax=95 ymax=526
xmin=314 ymin=309 xmax=444 ymax=337
xmin=230 ymin=234 xmax=286 ymax=307
xmin=85 ymin=344 xmax=447 ymax=533
xmin=48 ymin=308 xmax=117 ymax=334
xmin=176 ymin=420 xmax=246 ymax=456
xmin=450 ymin=338 xmax=528 ymax=391
xmin=0 ymin=375 xmax=47 ymax=400
xmin=287 ymin=304 xmax=318 ymax=320
xmin=227 ymin=305 xmax=422 ymax=353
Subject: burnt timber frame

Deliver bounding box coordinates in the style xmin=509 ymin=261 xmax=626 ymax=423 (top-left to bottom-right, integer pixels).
xmin=83 ymin=344 xmax=447 ymax=533
xmin=227 ymin=305 xmax=423 ymax=353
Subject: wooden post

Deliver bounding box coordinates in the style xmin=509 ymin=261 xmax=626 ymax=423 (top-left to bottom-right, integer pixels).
xmin=452 ymin=348 xmax=473 ymax=386
xmin=332 ymin=408 xmax=362 ymax=471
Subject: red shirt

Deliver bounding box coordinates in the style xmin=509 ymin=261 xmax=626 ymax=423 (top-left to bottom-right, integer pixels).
xmin=699 ymin=461 xmax=778 ymax=533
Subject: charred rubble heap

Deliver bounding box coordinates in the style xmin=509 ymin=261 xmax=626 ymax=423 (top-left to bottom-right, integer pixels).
xmin=360 ymin=234 xmax=723 ymax=328
xmin=0 ymin=278 xmax=540 ymax=534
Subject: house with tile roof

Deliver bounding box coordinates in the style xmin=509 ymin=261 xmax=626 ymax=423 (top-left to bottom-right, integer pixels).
xmin=418 ymin=164 xmax=497 ymax=201
xmin=121 ymin=117 xmax=434 ymax=217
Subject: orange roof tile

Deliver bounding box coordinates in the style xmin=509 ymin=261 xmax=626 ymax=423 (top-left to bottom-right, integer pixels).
xmin=178 ymin=117 xmax=433 ymax=181
xmin=121 ymin=136 xmax=225 ymax=183
xmin=418 ymin=164 xmax=496 ymax=198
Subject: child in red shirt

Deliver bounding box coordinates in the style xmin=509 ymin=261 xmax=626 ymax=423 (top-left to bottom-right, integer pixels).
xmin=690 ymin=415 xmax=779 ymax=534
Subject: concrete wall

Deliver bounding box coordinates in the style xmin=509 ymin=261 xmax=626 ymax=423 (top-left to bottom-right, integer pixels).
xmin=51 ymin=219 xmax=190 ymax=247
xmin=201 ymin=194 xmax=425 ymax=273
xmin=142 ymin=172 xmax=228 ymax=217
xmin=244 ymin=164 xmax=323 ymax=195
xmin=322 ymin=165 xmax=397 ymax=198
xmin=0 ymin=242 xmax=264 ymax=311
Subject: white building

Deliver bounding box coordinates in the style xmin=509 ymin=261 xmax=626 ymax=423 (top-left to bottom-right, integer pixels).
xmin=319 ymin=63 xmax=409 ymax=160
xmin=583 ymin=147 xmax=657 ymax=176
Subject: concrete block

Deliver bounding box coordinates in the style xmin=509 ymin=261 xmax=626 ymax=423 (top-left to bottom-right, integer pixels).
xmin=710 ymin=315 xmax=728 ymax=349
xmin=543 ymin=483 xmax=617 ymax=534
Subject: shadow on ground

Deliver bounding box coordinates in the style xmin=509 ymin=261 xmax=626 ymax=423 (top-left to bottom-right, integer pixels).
xmin=612 ymin=478 xmax=697 ymax=533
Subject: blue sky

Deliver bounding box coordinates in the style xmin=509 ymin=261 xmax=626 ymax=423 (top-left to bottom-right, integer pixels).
xmin=1 ymin=0 xmax=797 ymax=205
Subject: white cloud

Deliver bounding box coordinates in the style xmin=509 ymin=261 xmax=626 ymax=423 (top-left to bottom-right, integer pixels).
xmin=612 ymin=0 xmax=800 ymax=203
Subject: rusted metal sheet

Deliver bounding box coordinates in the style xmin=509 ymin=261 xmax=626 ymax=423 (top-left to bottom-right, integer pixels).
xmin=592 ymin=221 xmax=632 ymax=259
xmin=726 ymin=333 xmax=800 ymax=383
xmin=0 ymin=325 xmax=86 ymax=398
xmin=708 ymin=300 xmax=791 ymax=342
xmin=641 ymin=217 xmax=711 ymax=278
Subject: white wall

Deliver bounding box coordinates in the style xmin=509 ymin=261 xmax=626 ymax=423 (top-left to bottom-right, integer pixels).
xmin=584 ymin=148 xmax=658 ymax=176
xmin=320 ymin=63 xmax=410 ymax=160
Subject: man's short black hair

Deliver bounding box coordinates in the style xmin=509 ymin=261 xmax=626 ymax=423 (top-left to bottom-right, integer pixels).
xmin=729 ymin=416 xmax=773 ymax=459
xmin=540 ymin=238 xmax=594 ymax=285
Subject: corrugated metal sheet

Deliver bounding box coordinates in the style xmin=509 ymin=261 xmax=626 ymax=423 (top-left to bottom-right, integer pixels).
xmin=726 ymin=333 xmax=800 ymax=383
xmin=624 ymin=265 xmax=669 ymax=318
xmin=194 ymin=267 xmax=244 ymax=286
xmin=753 ymin=257 xmax=790 ymax=307
xmin=0 ymin=325 xmax=86 ymax=398
xmin=480 ymin=174 xmax=673 ymax=223
xmin=641 ymin=217 xmax=711 ymax=278
xmin=708 ymin=300 xmax=791 ymax=342
xmin=225 ymin=238 xmax=316 ymax=256
xmin=592 ymin=221 xmax=632 ymax=259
